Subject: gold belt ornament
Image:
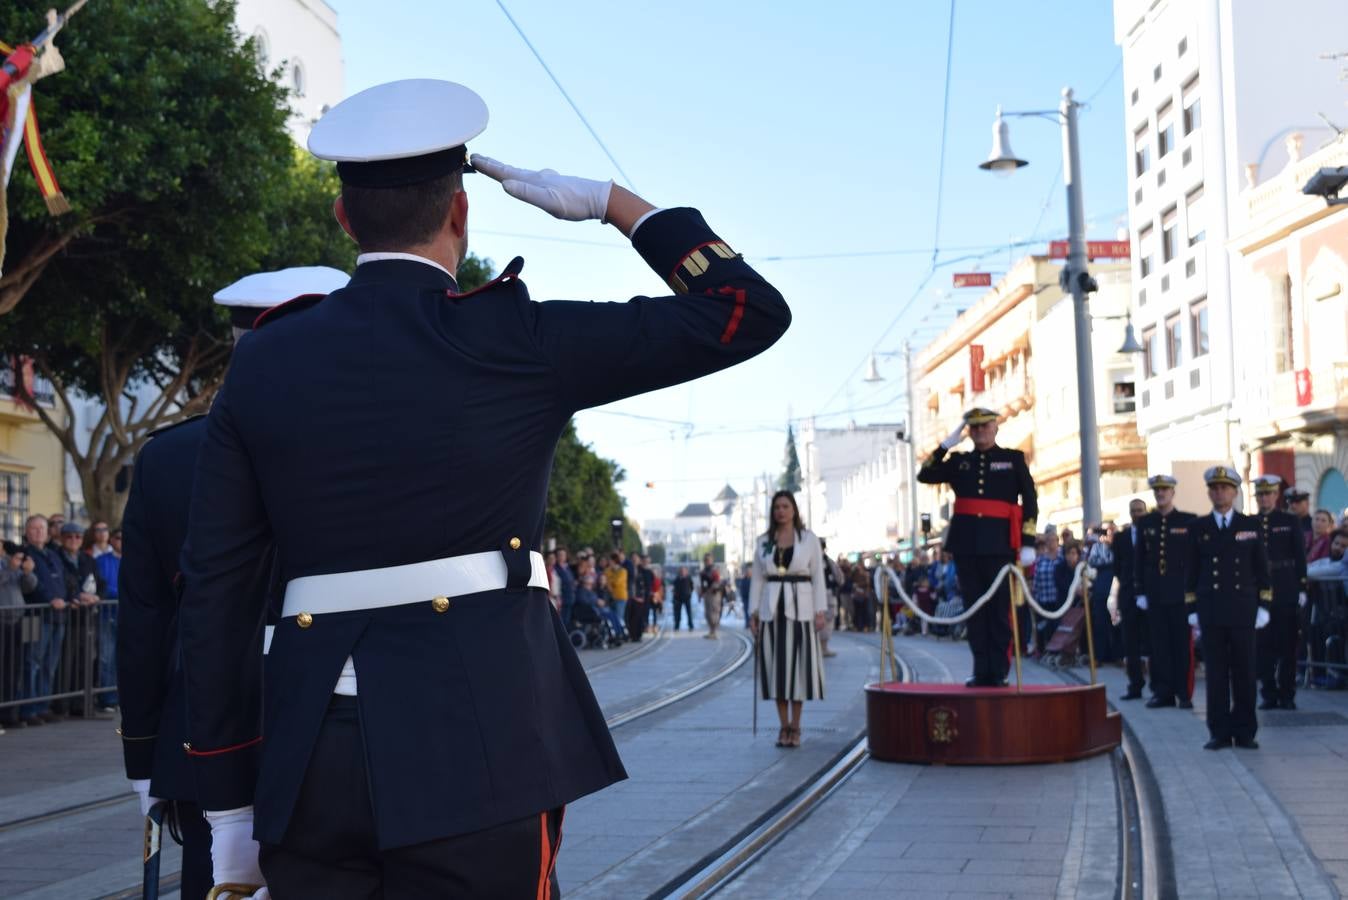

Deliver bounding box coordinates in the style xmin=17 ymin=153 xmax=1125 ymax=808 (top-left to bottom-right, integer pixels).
xmin=207 ymin=885 xmax=264 ymax=900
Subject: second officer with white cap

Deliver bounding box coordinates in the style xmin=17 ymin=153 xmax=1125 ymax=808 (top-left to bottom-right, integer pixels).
xmin=177 ymin=79 xmax=792 ymax=897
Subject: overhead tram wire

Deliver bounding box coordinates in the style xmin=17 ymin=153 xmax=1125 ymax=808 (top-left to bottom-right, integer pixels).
xmin=493 ymin=0 xmax=638 ymax=191
xmin=929 ymin=0 xmax=958 ymax=270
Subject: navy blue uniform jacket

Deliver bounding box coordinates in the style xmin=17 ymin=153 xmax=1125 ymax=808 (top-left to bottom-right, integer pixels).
xmin=179 ymin=208 xmax=791 ymax=849
xmin=1256 ymin=510 xmax=1307 ymax=606
xmin=1134 ymin=509 xmax=1197 ymax=607
xmin=1184 ymin=512 xmax=1272 ymax=627
xmin=916 ymin=444 xmax=1037 ymax=558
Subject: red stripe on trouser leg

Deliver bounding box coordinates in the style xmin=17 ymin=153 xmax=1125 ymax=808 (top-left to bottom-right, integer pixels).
xmin=537 ymin=813 xmax=550 ymax=900
xmin=1187 ymin=628 xmax=1196 ymax=699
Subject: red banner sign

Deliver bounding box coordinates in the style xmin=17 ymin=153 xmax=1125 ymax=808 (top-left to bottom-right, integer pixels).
xmin=953 ymin=272 xmax=992 ymax=288
xmin=1295 ymin=369 xmax=1312 ymax=407
xmin=969 ymin=344 xmax=986 ymax=392
xmin=1047 ymin=240 xmax=1131 ymax=259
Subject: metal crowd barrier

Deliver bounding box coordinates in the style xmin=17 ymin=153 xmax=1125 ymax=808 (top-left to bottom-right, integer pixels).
xmin=0 ymin=600 xmax=119 ymax=721
xmin=1304 ymin=576 xmax=1347 ymax=687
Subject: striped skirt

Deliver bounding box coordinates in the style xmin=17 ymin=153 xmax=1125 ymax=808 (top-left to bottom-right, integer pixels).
xmin=759 ymin=587 xmax=825 ymax=701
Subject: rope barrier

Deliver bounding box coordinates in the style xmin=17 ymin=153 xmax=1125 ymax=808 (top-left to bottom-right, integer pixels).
xmin=873 ymin=561 xmax=1094 ymax=626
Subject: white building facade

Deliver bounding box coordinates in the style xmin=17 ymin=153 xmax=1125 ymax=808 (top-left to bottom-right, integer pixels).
xmin=234 ymin=0 xmax=344 ymax=143
xmin=796 ymin=419 xmax=909 ymax=554
xmin=1113 ymin=0 xmax=1346 ymax=510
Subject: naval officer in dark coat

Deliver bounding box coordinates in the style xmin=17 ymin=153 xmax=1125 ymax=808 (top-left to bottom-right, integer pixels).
xmin=1185 ymin=466 xmax=1272 ymax=749
xmin=917 ymin=407 xmax=1037 ymax=686
xmin=177 ymin=79 xmax=792 ymax=898
xmin=1133 ymin=474 xmax=1197 ymax=709
xmin=1251 ymin=475 xmax=1308 ymax=711
xmin=117 ymin=268 xmax=347 ymax=899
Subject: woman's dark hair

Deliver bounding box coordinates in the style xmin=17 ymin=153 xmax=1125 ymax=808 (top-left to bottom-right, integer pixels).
xmin=763 ymin=490 xmax=805 ymax=543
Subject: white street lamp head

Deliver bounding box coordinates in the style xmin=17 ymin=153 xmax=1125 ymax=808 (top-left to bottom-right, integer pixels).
xmin=979 ymin=108 xmax=1028 ymax=176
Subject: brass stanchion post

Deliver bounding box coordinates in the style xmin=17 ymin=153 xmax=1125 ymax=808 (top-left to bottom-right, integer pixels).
xmin=878 ymin=565 xmax=893 ymax=683
xmin=1079 ymin=567 xmax=1098 ymax=685
xmin=1008 ymin=566 xmax=1024 ymax=693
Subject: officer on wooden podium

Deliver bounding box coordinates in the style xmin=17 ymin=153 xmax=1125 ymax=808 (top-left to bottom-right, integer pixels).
xmin=1134 ymin=474 xmax=1197 ymax=709
xmin=176 ymin=79 xmax=792 ymax=898
xmin=116 ymin=267 xmax=347 ymax=900
xmin=1185 ymin=466 xmax=1272 ymax=750
xmin=917 ymin=407 xmax=1037 ymax=687
xmin=1252 ymin=475 xmax=1308 ymax=711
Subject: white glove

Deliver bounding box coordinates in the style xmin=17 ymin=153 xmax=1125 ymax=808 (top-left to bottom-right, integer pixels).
xmin=471 ymin=155 xmax=613 ymax=222
xmin=1188 ymin=613 xmax=1198 ymax=627
xmin=939 ymin=422 xmax=965 ymax=450
xmin=1135 ymin=595 xmax=1148 ymax=611
xmin=1018 ymin=546 xmax=1035 ymax=567
xmin=204 ymin=807 xmax=264 ymax=890
xmin=130 ymin=779 xmax=160 ymax=817
xmin=1255 ymin=607 xmax=1270 ymax=629
xmin=1299 ymin=592 xmax=1307 ymax=608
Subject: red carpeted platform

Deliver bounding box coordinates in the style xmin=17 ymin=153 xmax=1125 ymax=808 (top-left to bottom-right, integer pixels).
xmin=865 ymin=681 xmax=1121 ymax=765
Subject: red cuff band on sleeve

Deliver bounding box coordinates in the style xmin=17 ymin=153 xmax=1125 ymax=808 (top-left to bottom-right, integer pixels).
xmin=185 ymin=735 xmax=262 ymax=757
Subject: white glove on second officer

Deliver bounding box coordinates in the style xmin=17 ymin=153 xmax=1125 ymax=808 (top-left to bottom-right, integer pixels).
xmin=1018 ymin=546 xmax=1035 ymax=567
xmin=1299 ymin=591 xmax=1307 ymax=608
xmin=1255 ymin=607 xmax=1270 ymax=629
xmin=940 ymin=422 xmax=965 ymax=450
xmin=130 ymin=779 xmax=162 ymax=817
xmin=1188 ymin=612 xmax=1201 ymax=639
xmin=1135 ymin=594 xmax=1148 ymax=611
xmin=204 ymin=807 xmax=265 ymax=893
xmin=471 ymin=155 xmax=613 ymax=223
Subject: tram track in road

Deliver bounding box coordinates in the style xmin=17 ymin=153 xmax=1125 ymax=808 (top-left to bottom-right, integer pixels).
xmin=656 ymin=636 xmax=1171 ymax=900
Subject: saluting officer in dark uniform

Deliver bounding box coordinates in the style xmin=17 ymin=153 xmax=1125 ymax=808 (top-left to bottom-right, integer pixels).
xmin=917 ymin=408 xmax=1037 ymax=687
xmin=1134 ymin=474 xmax=1197 ymax=709
xmin=1251 ymin=475 xmax=1307 ymax=711
xmin=177 ymin=80 xmax=792 ymax=898
xmin=1185 ymin=466 xmax=1272 ymax=750
xmin=117 ymin=268 xmax=347 ymax=899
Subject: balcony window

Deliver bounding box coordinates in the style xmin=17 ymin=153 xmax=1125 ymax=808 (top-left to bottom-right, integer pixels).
xmin=1161 ymin=206 xmax=1178 ymax=263
xmin=1190 ymin=299 xmax=1209 ymax=357
xmin=1142 ymin=326 xmax=1158 ymax=378
xmin=1134 ymin=125 xmax=1151 ymax=176
xmin=0 ymin=471 xmax=29 ymax=543
xmin=1186 ymin=184 xmax=1205 ymax=245
xmin=1139 ymin=225 xmax=1155 ymax=278
xmin=1165 ymin=313 xmax=1182 ymax=369
xmin=1182 ymin=77 xmax=1201 ymax=134
xmin=1157 ymin=101 xmax=1175 ymax=158
xmin=1113 ymin=380 xmax=1137 ymax=414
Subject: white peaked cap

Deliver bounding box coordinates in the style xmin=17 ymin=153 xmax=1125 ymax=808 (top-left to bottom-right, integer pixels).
xmin=213 ymin=266 xmax=350 ymax=308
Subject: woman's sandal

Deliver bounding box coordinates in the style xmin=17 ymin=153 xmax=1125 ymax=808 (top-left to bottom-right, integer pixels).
xmin=775 ymin=726 xmax=789 ymax=747
xmin=787 ymin=725 xmax=801 ymax=748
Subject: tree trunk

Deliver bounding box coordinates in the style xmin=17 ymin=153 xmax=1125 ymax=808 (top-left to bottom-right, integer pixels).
xmin=79 ymin=455 xmax=131 ymax=529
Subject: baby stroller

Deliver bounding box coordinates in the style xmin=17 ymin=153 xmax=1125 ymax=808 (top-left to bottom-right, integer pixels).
xmin=568 ymin=603 xmax=616 ymax=650
xmin=933 ymin=594 xmax=965 ymax=640
xmin=1042 ymin=607 xmax=1087 ymax=668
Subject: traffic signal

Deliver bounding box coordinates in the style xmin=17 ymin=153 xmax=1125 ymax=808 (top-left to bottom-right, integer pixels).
xmin=610 ymin=517 xmax=624 ymax=549
xmin=920 ymin=513 xmax=932 ymax=536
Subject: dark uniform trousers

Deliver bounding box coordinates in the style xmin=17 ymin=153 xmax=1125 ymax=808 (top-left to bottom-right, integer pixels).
xmin=1187 ymin=512 xmax=1271 ymax=743
xmin=1135 ymin=510 xmax=1197 ymax=703
xmin=261 ymin=697 xmax=562 ymax=900
xmin=1255 ymin=510 xmax=1307 ymax=705
xmin=918 ymin=443 xmax=1037 ymax=684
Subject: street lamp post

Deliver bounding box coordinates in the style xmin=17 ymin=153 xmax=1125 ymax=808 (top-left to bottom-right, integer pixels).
xmin=863 ymin=345 xmax=922 ymax=555
xmin=981 ymin=87 xmax=1103 ymax=528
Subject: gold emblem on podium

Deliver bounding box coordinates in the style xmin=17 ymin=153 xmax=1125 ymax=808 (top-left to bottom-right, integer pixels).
xmin=927 ymin=706 xmax=959 ymax=744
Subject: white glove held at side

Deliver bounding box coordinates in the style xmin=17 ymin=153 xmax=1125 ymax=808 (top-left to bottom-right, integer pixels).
xmin=939 ymin=422 xmax=965 ymax=450
xmin=1135 ymin=595 xmax=1148 ymax=611
xmin=471 ymin=155 xmax=613 ymax=222
xmin=1255 ymin=607 xmax=1270 ymax=629
xmin=204 ymin=807 xmax=264 ymax=889
xmin=1188 ymin=612 xmax=1198 ymax=627
xmin=1018 ymin=547 xmax=1036 ymax=567
xmin=1299 ymin=592 xmax=1307 ymax=608
xmin=130 ymin=779 xmax=161 ymax=817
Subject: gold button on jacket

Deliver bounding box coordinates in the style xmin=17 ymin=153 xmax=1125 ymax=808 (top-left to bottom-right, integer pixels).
xmin=432 ymin=596 xmax=450 ymax=613
xmin=297 ymin=612 xmax=313 ymax=629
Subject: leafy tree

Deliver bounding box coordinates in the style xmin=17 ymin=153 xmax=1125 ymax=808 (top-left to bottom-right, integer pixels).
xmin=693 ymin=541 xmax=725 ymax=563
xmin=545 ymin=420 xmax=632 ymax=551
xmin=646 ymin=543 xmax=666 ymax=565
xmin=0 ymin=1 xmax=495 ymax=524
xmin=779 ymin=424 xmax=802 ymax=493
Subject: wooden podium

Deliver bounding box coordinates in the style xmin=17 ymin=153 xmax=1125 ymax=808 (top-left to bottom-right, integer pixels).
xmin=865 ymin=681 xmax=1121 ymax=765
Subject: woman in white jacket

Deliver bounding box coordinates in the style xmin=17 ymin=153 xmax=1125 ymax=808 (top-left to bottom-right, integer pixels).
xmin=750 ymin=491 xmax=827 ymax=748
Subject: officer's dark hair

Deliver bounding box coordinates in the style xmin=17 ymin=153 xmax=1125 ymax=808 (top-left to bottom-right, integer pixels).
xmin=341 ymin=169 xmax=463 ymax=251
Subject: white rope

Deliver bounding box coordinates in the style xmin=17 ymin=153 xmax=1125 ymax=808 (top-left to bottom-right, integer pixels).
xmin=875 ymin=561 xmax=1094 ymax=626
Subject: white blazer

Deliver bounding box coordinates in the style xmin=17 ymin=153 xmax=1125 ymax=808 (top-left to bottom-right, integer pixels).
xmin=750 ymin=528 xmax=828 ymax=621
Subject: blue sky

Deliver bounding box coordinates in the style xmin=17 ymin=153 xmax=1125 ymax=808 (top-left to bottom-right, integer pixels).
xmin=326 ymin=0 xmax=1129 ymax=525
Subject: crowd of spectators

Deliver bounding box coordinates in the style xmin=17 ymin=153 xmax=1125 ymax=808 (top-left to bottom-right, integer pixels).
xmin=548 ymin=547 xmax=665 ymax=647
xmin=1 ymin=513 xmax=120 ymax=733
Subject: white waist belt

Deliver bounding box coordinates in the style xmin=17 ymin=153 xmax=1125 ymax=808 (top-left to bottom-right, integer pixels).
xmin=281 ymin=550 xmax=549 ymax=619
